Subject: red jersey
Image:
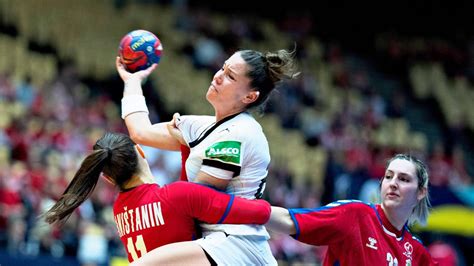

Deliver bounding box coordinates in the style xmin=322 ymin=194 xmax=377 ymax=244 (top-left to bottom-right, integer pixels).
xmin=113 ymin=181 xmax=270 ymax=262
xmin=290 ymin=200 xmax=437 ymax=266
xmin=179 ymin=144 xmax=190 ymax=181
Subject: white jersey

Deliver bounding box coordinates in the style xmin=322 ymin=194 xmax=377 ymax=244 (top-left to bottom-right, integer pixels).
xmin=177 ymin=112 xmax=270 ymax=237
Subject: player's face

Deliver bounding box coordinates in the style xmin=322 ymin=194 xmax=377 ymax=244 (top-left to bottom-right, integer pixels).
xmin=206 ymin=52 xmax=254 ymax=112
xmin=381 ymin=159 xmax=421 ymax=212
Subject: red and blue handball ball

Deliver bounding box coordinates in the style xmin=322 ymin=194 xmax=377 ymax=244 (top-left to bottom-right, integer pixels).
xmin=118 ymin=29 xmax=163 ymax=73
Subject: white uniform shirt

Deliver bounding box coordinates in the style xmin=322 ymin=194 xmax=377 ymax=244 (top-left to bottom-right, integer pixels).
xmin=177 ymin=112 xmax=270 ymax=237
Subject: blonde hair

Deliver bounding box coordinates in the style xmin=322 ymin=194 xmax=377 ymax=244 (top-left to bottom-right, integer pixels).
xmin=386 ymin=154 xmax=431 ymax=226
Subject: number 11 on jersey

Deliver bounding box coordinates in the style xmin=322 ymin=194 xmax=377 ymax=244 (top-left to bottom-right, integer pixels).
xmin=127 ymin=235 xmax=148 ymax=261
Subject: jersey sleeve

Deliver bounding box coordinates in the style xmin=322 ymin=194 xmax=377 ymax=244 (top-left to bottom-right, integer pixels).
xmin=289 ymin=200 xmax=366 ymax=246
xmin=169 ymin=182 xmax=270 ymax=225
xmin=178 ymin=115 xmax=240 ymax=180
xmin=176 ymin=115 xmax=212 ymax=145
xmin=200 ymin=135 xmax=243 ymax=180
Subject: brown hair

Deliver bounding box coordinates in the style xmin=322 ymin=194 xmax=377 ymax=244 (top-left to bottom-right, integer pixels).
xmin=240 ymin=49 xmax=300 ymax=111
xmin=43 ymin=132 xmax=138 ymax=225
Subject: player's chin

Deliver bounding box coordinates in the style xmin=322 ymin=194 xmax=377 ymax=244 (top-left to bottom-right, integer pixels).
xmin=383 ymin=197 xmax=401 ymax=208
xmin=206 ymin=89 xmax=216 ymax=100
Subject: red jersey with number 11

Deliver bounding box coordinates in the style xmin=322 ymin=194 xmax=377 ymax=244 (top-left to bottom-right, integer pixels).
xmin=113 ymin=181 xmax=270 ymax=262
xmin=290 ymin=200 xmax=437 ymax=266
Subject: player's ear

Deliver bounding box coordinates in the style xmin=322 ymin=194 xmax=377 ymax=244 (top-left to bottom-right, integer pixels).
xmin=417 ymin=186 xmax=427 ymax=201
xmin=243 ymin=90 xmax=259 ymax=104
xmin=135 ymin=144 xmax=146 ymax=159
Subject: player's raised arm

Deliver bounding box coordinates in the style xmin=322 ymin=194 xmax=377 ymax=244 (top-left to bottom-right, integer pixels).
xmin=115 ymin=56 xmax=182 ymax=151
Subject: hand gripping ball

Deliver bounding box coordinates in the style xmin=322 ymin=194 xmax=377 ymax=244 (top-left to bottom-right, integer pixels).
xmin=119 ymin=29 xmax=163 ymax=72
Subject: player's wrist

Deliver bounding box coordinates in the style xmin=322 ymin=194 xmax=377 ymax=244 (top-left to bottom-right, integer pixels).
xmin=121 ymin=94 xmax=149 ymax=119
xmin=124 ymin=77 xmax=142 ymax=94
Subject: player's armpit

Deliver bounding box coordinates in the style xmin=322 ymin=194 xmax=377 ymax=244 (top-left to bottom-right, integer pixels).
xmin=194 ymin=170 xmax=230 ymax=191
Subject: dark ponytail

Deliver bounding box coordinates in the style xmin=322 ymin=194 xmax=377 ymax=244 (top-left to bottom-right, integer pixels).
xmin=43 ymin=132 xmax=138 ymax=225
xmin=43 ymin=149 xmax=109 ymax=224
xmin=240 ymin=49 xmax=300 ymax=111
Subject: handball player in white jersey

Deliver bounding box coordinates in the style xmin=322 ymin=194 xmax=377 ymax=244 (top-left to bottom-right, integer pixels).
xmin=116 ymin=48 xmax=299 ymax=265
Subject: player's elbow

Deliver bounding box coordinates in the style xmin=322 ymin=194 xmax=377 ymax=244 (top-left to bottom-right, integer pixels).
xmin=128 ymin=130 xmax=149 ymax=145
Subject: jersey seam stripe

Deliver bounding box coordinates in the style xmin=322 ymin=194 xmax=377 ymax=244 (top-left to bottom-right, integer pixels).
xmin=202 ymin=159 xmax=241 ymax=176
xmin=217 ymin=195 xmax=235 ymax=224
xmin=189 ymin=112 xmax=242 ymax=148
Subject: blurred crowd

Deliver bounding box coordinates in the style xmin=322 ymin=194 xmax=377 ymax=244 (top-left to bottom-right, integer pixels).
xmin=0 ymin=1 xmax=473 ymax=265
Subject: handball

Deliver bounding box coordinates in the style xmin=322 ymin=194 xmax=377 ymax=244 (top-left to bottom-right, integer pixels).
xmin=118 ymin=29 xmax=163 ymax=72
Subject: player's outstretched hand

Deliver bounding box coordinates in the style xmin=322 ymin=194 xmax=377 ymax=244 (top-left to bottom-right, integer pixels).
xmin=116 ymin=56 xmax=157 ymax=83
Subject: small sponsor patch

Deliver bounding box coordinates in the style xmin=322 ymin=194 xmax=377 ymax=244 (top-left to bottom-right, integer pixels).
xmin=205 ymin=141 xmax=241 ymax=164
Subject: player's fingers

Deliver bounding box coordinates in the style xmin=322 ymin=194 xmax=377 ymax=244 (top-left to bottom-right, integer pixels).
xmin=140 ymin=64 xmax=157 ymax=78
xmin=115 ymin=56 xmax=124 ymax=70
xmin=166 ymin=122 xmax=182 ymax=142
xmin=167 ymin=113 xmax=180 ymax=128
xmin=144 ymin=63 xmax=158 ymax=75
xmin=172 ymin=112 xmax=181 ymax=124
xmin=167 ymin=114 xmax=185 ymax=144
xmin=115 ymin=56 xmax=130 ymax=81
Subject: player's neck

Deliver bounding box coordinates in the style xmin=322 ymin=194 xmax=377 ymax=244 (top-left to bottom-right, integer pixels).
xmin=134 ymin=151 xmax=156 ymax=185
xmin=380 ymin=204 xmax=409 ymax=231
xmin=215 ymin=107 xmax=244 ymax=122
xmin=122 ymin=174 xmax=154 ymax=190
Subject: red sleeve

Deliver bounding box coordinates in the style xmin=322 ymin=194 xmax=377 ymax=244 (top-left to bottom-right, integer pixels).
xmin=289 ymin=201 xmax=366 ymax=245
xmin=169 ymin=182 xmax=270 ymax=225
xmin=179 ymin=144 xmax=190 ymax=181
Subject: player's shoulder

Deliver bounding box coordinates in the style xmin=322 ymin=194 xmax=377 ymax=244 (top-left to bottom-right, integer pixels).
xmin=179 ymin=115 xmax=215 ymax=126
xmin=159 ymin=182 xmax=192 ymax=204
xmin=226 ymin=113 xmax=265 ymax=139
xmin=234 ymin=113 xmax=262 ymax=129
xmin=291 ymin=200 xmax=371 ymax=216
xmin=163 ymin=181 xmax=214 ymax=196
xmin=325 ymin=199 xmax=372 ymax=210
xmin=164 ymin=181 xmax=195 ymax=191
xmin=181 ymin=114 xmax=214 ymax=121
xmin=406 ymin=229 xmax=427 ymax=247
xmin=326 ymin=200 xmax=374 ymax=217
xmin=406 ymin=232 xmax=436 ymax=263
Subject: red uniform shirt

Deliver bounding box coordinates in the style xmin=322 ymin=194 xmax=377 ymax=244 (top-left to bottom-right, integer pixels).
xmin=113 ymin=181 xmax=270 ymax=262
xmin=290 ymin=200 xmax=437 ymax=266
xmin=179 ymin=144 xmax=190 ymax=181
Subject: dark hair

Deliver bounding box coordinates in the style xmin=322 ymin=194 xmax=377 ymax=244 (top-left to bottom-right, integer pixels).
xmin=240 ymin=49 xmax=299 ymax=110
xmin=43 ymin=132 xmax=138 ymax=225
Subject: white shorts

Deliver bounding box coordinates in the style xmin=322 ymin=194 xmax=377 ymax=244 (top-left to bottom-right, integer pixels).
xmin=196 ymin=232 xmax=277 ymax=265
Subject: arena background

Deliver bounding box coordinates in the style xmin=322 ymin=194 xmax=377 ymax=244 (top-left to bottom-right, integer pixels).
xmin=0 ymin=0 xmax=473 ymax=265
